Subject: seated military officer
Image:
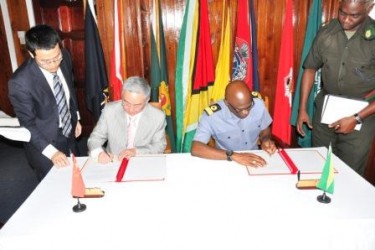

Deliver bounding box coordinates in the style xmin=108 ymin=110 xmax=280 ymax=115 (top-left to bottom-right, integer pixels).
xmin=191 ymin=80 xmax=276 ymax=167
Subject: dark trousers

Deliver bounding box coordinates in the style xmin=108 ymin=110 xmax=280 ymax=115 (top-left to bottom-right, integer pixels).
xmin=24 ymin=130 xmax=77 ymax=181
xmin=312 ymin=92 xmax=375 ymax=176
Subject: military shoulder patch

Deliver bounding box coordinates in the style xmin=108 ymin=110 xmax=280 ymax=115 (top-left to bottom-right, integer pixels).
xmin=204 ymin=103 xmax=221 ymax=116
xmin=364 ymin=23 xmax=375 ymax=40
xmin=251 ymin=91 xmax=263 ymax=100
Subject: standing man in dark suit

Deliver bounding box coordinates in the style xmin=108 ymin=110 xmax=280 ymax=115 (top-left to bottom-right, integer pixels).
xmin=8 ymin=25 xmax=82 ymax=181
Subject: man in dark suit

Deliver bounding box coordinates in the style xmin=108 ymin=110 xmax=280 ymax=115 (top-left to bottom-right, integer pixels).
xmin=8 ymin=25 xmax=82 ymax=181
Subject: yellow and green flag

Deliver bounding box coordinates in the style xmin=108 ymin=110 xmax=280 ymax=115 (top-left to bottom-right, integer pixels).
xmin=175 ymin=0 xmax=215 ymax=152
xmin=316 ymin=144 xmax=335 ymax=194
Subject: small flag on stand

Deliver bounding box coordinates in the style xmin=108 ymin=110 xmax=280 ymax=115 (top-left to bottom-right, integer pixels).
xmin=71 ymin=154 xmax=86 ymax=198
xmin=316 ymin=144 xmax=335 ymax=203
xmin=71 ymin=154 xmax=87 ymax=212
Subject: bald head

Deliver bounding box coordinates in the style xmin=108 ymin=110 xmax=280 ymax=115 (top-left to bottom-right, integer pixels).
xmin=225 ymin=81 xmax=251 ymax=104
xmin=340 ymin=0 xmax=374 ymax=9
xmin=225 ymin=81 xmax=254 ymax=118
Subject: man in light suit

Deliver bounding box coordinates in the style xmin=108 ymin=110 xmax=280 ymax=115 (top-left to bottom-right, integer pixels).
xmin=88 ymin=76 xmax=166 ymax=163
xmin=8 ymin=25 xmax=82 ymax=181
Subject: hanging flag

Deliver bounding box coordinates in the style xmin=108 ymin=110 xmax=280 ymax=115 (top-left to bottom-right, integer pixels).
xmin=290 ymin=0 xmax=322 ymax=147
xmin=316 ymin=145 xmax=335 ymax=194
xmin=84 ymin=0 xmax=108 ymax=121
xmin=232 ymin=0 xmax=253 ymax=89
xmin=272 ymin=0 xmax=294 ymax=147
xmin=232 ymin=0 xmax=260 ymax=91
xmin=175 ymin=0 xmax=215 ymax=152
xmin=249 ymin=0 xmax=260 ymax=92
xmin=71 ymin=154 xmax=86 ymax=198
xmin=211 ymin=0 xmax=231 ymax=103
xmin=109 ymin=0 xmax=126 ymax=101
xmin=150 ymin=0 xmax=176 ymax=152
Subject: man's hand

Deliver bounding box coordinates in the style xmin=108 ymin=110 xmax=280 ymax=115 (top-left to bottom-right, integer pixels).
xmin=261 ymin=139 xmax=277 ymax=155
xmin=232 ymin=152 xmax=267 ymax=167
xmin=296 ymin=110 xmax=313 ymax=136
xmin=75 ymin=121 xmax=82 ymax=138
xmin=98 ymin=151 xmax=114 ymax=164
xmin=51 ymin=151 xmax=70 ymax=167
xmin=329 ymin=116 xmax=357 ymax=134
xmin=118 ymin=148 xmax=136 ymax=161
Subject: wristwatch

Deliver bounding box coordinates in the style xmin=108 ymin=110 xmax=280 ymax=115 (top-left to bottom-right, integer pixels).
xmin=354 ymin=113 xmax=363 ymax=124
xmin=225 ymin=150 xmax=233 ymax=161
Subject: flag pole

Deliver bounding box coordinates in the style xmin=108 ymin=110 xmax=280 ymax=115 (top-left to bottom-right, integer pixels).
xmin=73 ymin=198 xmax=87 ymax=212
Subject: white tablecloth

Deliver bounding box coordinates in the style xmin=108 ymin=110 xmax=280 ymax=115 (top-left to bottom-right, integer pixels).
xmin=1 ymin=147 xmax=374 ymax=250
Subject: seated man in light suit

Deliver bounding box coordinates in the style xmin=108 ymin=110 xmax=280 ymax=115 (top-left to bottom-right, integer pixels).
xmin=88 ymin=76 xmax=166 ymax=163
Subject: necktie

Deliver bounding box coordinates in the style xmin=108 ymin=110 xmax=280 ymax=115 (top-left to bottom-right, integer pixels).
xmin=53 ymin=73 xmax=72 ymax=138
xmin=127 ymin=116 xmax=136 ymax=148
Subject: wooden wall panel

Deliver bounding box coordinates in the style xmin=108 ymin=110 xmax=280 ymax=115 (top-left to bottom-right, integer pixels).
xmin=0 ymin=0 xmax=373 ymax=180
xmin=0 ymin=4 xmax=14 ymax=116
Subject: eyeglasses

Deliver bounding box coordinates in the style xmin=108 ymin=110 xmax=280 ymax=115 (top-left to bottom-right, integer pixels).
xmin=36 ymin=54 xmax=63 ymax=67
xmin=227 ymin=100 xmax=255 ymax=114
xmin=121 ymin=100 xmax=145 ymax=110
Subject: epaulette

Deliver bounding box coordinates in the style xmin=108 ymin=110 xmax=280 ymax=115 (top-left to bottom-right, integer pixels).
xmin=251 ymin=91 xmax=263 ymax=100
xmin=364 ymin=23 xmax=375 ymax=40
xmin=204 ymin=103 xmax=221 ymax=116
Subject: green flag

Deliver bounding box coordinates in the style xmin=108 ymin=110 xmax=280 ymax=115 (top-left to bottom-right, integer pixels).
xmin=316 ymin=144 xmax=335 ymax=194
xmin=290 ymin=0 xmax=322 ymax=147
xmin=150 ymin=0 xmax=176 ymax=152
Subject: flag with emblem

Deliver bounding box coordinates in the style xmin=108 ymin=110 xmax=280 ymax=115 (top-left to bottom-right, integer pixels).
xmin=150 ymin=0 xmax=176 ymax=152
xmin=290 ymin=0 xmax=322 ymax=147
xmin=272 ymin=0 xmax=293 ymax=146
xmin=109 ymin=0 xmax=126 ymax=101
xmin=316 ymin=144 xmax=335 ymax=194
xmin=84 ymin=0 xmax=108 ymax=121
xmin=211 ymin=0 xmax=231 ymax=102
xmin=175 ymin=0 xmax=215 ymax=152
xmin=232 ymin=0 xmax=260 ymax=91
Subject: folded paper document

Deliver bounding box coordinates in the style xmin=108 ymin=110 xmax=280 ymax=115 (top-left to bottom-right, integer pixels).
xmin=0 ymin=111 xmax=30 ymax=142
xmin=246 ymin=147 xmax=337 ymax=175
xmin=321 ymin=95 xmax=368 ymax=131
xmin=0 ymin=111 xmax=21 ymax=126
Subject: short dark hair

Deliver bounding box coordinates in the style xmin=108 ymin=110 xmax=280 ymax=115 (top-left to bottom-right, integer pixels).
xmin=25 ymin=25 xmax=61 ymax=56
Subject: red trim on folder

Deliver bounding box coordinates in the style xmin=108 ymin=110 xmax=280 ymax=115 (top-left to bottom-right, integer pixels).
xmin=116 ymin=158 xmax=129 ymax=182
xmin=278 ymin=149 xmax=298 ymax=174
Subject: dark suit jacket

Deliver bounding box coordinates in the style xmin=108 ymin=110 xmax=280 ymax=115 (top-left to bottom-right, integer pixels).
xmin=8 ymin=48 xmax=79 ymax=167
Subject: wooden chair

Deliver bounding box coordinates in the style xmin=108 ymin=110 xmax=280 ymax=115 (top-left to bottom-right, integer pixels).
xmin=149 ymin=102 xmax=172 ymax=153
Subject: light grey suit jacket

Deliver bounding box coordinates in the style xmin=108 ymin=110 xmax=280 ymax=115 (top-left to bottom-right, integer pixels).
xmin=88 ymin=101 xmax=167 ymax=155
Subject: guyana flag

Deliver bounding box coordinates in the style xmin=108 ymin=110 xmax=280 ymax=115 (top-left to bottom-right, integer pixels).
xmin=175 ymin=0 xmax=215 ymax=152
xmin=316 ymin=144 xmax=335 ymax=194
xmin=150 ymin=0 xmax=176 ymax=152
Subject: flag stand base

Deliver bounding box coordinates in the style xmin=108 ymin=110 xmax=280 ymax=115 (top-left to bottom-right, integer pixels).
xmin=317 ymin=192 xmax=331 ymax=204
xmin=73 ymin=198 xmax=87 ymax=212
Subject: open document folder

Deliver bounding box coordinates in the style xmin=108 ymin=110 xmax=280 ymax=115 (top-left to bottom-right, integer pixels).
xmin=246 ymin=147 xmax=337 ymax=175
xmin=321 ymin=94 xmax=368 ymax=131
xmin=82 ymin=155 xmax=166 ymax=182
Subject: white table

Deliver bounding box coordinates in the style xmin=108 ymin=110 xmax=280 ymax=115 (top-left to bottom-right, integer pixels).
xmin=1 ymin=147 xmax=375 ymax=250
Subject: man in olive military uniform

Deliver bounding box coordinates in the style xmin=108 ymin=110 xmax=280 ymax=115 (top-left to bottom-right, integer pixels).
xmin=191 ymin=80 xmax=276 ymax=167
xmin=296 ymin=0 xmax=375 ymax=176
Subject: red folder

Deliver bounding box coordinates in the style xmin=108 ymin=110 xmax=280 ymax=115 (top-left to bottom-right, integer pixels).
xmin=278 ymin=149 xmax=298 ymax=174
xmin=116 ymin=158 xmax=129 ymax=182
